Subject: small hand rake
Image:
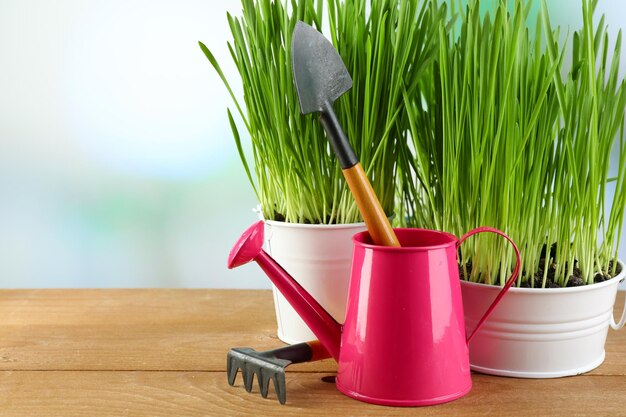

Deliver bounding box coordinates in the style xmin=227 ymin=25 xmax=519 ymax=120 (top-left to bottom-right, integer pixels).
xmin=226 ymin=340 xmax=330 ymax=404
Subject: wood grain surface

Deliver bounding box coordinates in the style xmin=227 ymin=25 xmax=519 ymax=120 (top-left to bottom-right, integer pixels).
xmin=0 ymin=289 xmax=623 ymax=416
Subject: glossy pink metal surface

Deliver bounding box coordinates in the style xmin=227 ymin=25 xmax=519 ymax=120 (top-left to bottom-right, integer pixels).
xmin=227 ymin=221 xmax=342 ymax=360
xmin=228 ymin=223 xmax=520 ymax=406
xmin=255 ymin=251 xmax=342 ymax=360
xmin=227 ymin=221 xmax=265 ymax=269
xmin=336 ymin=227 xmax=520 ymax=406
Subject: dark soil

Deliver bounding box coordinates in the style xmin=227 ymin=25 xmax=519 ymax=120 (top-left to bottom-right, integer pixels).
xmin=459 ymin=243 xmax=623 ymax=288
xmin=273 ymin=213 xmax=287 ymax=222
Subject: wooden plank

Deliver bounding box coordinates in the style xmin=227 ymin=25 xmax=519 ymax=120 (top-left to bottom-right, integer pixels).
xmin=0 ymin=371 xmax=623 ymax=417
xmin=0 ymin=289 xmax=335 ymax=372
xmin=0 ymin=290 xmax=623 ymax=375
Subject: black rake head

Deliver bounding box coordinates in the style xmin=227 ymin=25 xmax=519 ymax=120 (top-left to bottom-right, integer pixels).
xmin=227 ymin=347 xmax=290 ymax=404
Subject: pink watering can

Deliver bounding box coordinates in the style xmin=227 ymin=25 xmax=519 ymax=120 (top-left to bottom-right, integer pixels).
xmin=228 ymin=221 xmax=520 ymax=406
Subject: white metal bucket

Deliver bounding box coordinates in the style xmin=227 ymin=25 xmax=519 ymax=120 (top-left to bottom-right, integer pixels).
xmin=263 ymin=220 xmax=366 ymax=344
xmin=460 ymin=260 xmax=626 ymax=378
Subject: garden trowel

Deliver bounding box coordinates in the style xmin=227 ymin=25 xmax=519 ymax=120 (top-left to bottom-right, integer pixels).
xmin=291 ymin=20 xmax=399 ymax=247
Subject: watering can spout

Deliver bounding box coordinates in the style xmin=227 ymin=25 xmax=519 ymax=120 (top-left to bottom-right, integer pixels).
xmin=228 ymin=221 xmax=342 ymax=361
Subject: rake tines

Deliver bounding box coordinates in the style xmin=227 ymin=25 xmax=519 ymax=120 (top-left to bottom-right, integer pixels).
xmin=226 ymin=341 xmax=329 ymax=404
xmin=227 ymin=347 xmax=290 ymax=404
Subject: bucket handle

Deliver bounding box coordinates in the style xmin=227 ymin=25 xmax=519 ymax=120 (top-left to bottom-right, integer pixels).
xmin=457 ymin=226 xmax=521 ymax=344
xmin=610 ymin=292 xmax=626 ymax=330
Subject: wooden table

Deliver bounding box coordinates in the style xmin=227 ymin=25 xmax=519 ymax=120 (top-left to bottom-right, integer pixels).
xmin=0 ymin=289 xmax=624 ymax=416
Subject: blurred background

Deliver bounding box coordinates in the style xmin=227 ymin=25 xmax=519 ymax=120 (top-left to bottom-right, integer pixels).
xmin=0 ymin=0 xmax=624 ymax=288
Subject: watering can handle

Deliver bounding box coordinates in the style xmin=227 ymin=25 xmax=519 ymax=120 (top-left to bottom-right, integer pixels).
xmin=457 ymin=226 xmax=521 ymax=344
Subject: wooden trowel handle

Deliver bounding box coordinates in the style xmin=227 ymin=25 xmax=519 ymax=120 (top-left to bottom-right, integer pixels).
xmin=343 ymin=163 xmax=400 ymax=247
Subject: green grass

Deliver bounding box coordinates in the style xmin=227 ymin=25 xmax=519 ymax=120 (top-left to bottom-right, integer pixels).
xmin=202 ymin=0 xmax=625 ymax=286
xmin=405 ymin=0 xmax=626 ymax=287
xmin=542 ymin=0 xmax=626 ymax=284
xmin=200 ymin=0 xmax=445 ymax=224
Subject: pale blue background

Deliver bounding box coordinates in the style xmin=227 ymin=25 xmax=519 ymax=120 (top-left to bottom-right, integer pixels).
xmin=0 ymin=0 xmax=624 ymax=288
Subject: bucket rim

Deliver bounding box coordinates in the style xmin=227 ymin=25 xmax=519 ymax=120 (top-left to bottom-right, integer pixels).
xmin=264 ymin=219 xmax=366 ymax=230
xmin=460 ymin=259 xmax=625 ymax=293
